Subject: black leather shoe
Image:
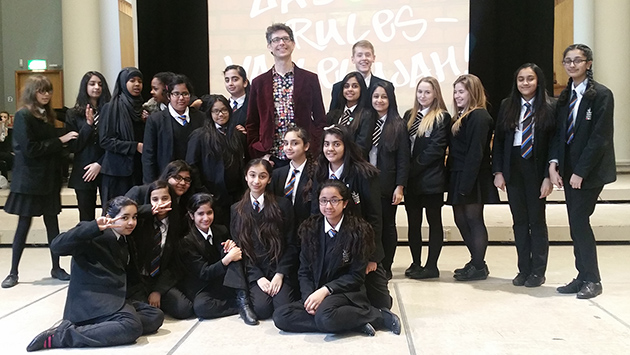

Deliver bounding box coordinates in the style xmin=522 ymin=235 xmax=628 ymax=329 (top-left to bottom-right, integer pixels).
xmin=557 ymin=279 xmax=584 ymax=294
xmin=404 ymin=263 xmax=422 ymax=277
xmin=380 ymin=308 xmax=401 ymax=335
xmin=357 ymin=323 xmax=376 ymax=336
xmin=1 ymin=274 xmax=18 ymax=288
xmin=51 ymin=268 xmax=71 ymax=281
xmin=454 ymin=264 xmax=488 ymax=281
xmin=235 ymin=290 xmax=259 ymax=325
xmin=577 ymin=281 xmax=603 ymax=299
xmin=409 ymin=267 xmax=439 ymax=280
xmin=524 ymin=274 xmax=546 ymax=288
xmin=512 ymin=273 xmax=528 ymax=286
xmin=453 ymin=261 xmax=472 ymax=276
xmin=27 ymin=328 xmax=57 ymax=352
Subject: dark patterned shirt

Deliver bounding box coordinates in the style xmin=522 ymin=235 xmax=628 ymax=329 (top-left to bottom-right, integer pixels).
xmin=271 ymin=66 xmax=295 ymax=159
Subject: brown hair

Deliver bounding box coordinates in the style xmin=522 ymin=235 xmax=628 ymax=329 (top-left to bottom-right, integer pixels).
xmin=21 ymin=75 xmax=56 ymax=124
xmin=408 ymin=77 xmax=448 ymax=137
xmin=451 ymin=74 xmax=487 ymax=134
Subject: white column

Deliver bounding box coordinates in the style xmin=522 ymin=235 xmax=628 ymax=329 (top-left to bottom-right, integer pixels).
xmin=61 ymin=0 xmax=102 ymax=108
xmin=594 ymin=0 xmax=630 ymax=170
xmin=99 ymin=0 xmax=122 ymax=87
xmin=573 ymin=0 xmax=595 ymax=48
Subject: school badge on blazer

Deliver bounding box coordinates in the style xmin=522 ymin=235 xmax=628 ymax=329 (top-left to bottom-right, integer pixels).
xmin=342 ymin=249 xmax=351 ymax=264
xmin=351 ymin=191 xmax=361 ymax=204
xmin=586 ymin=108 xmax=592 ymax=121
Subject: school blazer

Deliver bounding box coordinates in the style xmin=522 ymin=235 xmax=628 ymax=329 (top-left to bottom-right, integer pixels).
xmin=329 ymin=75 xmax=395 ymax=112
xmin=367 ymin=114 xmax=410 ymax=197
xmin=403 ymin=110 xmax=450 ymax=195
xmin=50 ymin=221 xmax=128 ymax=324
xmin=298 ymin=215 xmax=369 ymax=304
xmin=10 ymin=108 xmax=63 ymax=195
xmin=549 ymin=81 xmax=616 ymax=189
xmin=326 ymin=107 xmax=373 ymax=154
xmin=246 ymin=64 xmax=327 ymax=158
xmin=492 ymin=99 xmax=554 ymax=184
xmin=142 ymin=108 xmax=205 ymax=184
xmin=98 ymin=102 xmax=139 ymax=177
xmin=230 ymin=94 xmax=249 ymax=129
xmin=271 ymin=162 xmax=313 ymax=229
xmin=66 ymin=110 xmax=105 ymax=190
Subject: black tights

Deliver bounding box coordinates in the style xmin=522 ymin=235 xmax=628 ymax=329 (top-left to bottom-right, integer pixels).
xmin=10 ymin=215 xmax=60 ymax=275
xmin=452 ymin=204 xmax=488 ymax=269
xmin=406 ymin=204 xmax=443 ymax=269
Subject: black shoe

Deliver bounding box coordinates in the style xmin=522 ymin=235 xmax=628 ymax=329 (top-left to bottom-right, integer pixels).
xmin=577 ymin=281 xmax=603 ymax=299
xmin=453 ymin=261 xmax=473 ymax=276
xmin=454 ymin=264 xmax=488 ymax=281
xmin=380 ymin=308 xmax=401 ymax=335
xmin=27 ymin=327 xmax=57 ymax=352
xmin=404 ymin=263 xmax=422 ymax=277
xmin=357 ymin=323 xmax=376 ymax=336
xmin=50 ymin=268 xmax=70 ymax=281
xmin=557 ymin=279 xmax=584 ymax=294
xmin=524 ymin=274 xmax=546 ymax=288
xmin=1 ymin=274 xmax=18 ymax=288
xmin=409 ymin=267 xmax=439 ymax=280
xmin=235 ymin=290 xmax=259 ymax=325
xmin=512 ymin=273 xmax=528 ymax=286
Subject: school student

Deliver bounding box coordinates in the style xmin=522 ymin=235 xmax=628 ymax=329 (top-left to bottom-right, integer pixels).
xmin=273 ymin=180 xmax=400 ymax=336
xmin=230 ymin=158 xmax=298 ymax=319
xmin=447 ymin=74 xmax=500 ymax=281
xmin=187 ymin=94 xmax=247 ymax=227
xmin=126 ymin=181 xmax=191 ymax=319
xmin=99 ymin=67 xmax=145 ymax=204
xmin=493 ymin=64 xmax=555 ymax=287
xmin=366 ymin=81 xmax=410 ymax=279
xmin=142 ymin=72 xmax=174 ymax=119
xmin=26 ymin=197 xmax=164 ymax=351
xmin=224 ymin=65 xmax=250 ymax=133
xmin=142 ymin=74 xmax=205 ymax=184
xmin=178 ymin=193 xmax=258 ymax=325
xmin=66 ymin=71 xmax=111 ymax=221
xmin=271 ymin=126 xmax=315 ymax=229
xmin=549 ymin=44 xmax=616 ymax=299
xmin=2 ymin=75 xmax=78 ymax=289
xmin=327 ymin=72 xmax=372 ymax=154
xmin=313 ymin=126 xmax=392 ymax=310
xmin=403 ymin=77 xmax=451 ymax=280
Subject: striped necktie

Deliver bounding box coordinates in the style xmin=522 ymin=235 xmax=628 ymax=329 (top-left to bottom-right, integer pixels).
xmin=179 ymin=115 xmax=188 ymax=127
xmin=521 ymin=102 xmax=534 ymax=159
xmin=284 ymin=168 xmax=299 ymax=198
xmin=409 ymin=111 xmax=423 ymax=137
xmin=330 ymin=173 xmax=338 ymax=180
xmin=566 ymin=90 xmax=577 ymax=144
xmin=372 ymin=119 xmax=384 ymax=147
xmin=232 ymin=101 xmax=238 ymax=112
xmin=328 ymin=228 xmax=337 ymax=238
xmin=150 ymin=221 xmax=162 ymax=277
xmin=253 ymin=199 xmax=260 ymax=212
xmin=339 ymin=109 xmax=352 ymax=126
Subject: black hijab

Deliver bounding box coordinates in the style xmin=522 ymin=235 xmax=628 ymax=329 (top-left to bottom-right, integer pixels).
xmin=101 ymin=67 xmax=144 ymax=143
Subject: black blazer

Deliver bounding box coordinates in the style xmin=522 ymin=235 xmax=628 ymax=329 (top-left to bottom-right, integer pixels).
xmin=549 ymin=81 xmax=616 ymax=189
xmin=403 ymin=110 xmax=450 ymax=195
xmin=298 ymin=215 xmax=369 ymax=304
xmin=179 ymin=224 xmax=230 ymax=299
xmin=142 ymin=108 xmax=205 ymax=184
xmin=66 ymin=109 xmax=104 ymax=190
xmin=271 ymin=162 xmax=313 ymax=230
xmin=230 ymin=196 xmax=297 ymax=282
xmin=367 ymin=114 xmax=410 ymax=197
xmin=326 ymin=107 xmax=373 ymax=154
xmin=493 ymin=99 xmax=554 ymax=184
xmin=230 ymin=95 xmax=249 ymax=129
xmin=10 ymin=108 xmax=63 ymax=195
xmin=329 ymin=75 xmax=395 ymax=112
xmin=50 ymin=221 xmax=128 ymax=323
xmin=99 ymin=103 xmax=139 ymax=177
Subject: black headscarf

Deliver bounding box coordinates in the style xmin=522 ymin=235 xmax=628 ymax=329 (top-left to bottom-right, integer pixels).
xmin=100 ymin=67 xmax=144 ymax=145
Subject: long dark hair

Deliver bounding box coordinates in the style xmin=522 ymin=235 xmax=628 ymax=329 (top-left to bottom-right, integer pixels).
xmin=332 ymin=71 xmax=370 ymax=135
xmin=232 ymin=159 xmax=285 ymax=266
xmin=300 ymin=180 xmax=374 ymax=264
xmin=196 ymin=94 xmax=244 ymax=167
xmin=500 ymin=63 xmax=554 ymax=133
xmin=558 ymin=43 xmax=597 ymax=106
xmin=72 ymin=71 xmax=112 ymax=116
xmin=369 ymin=81 xmax=405 ymax=152
xmin=315 ymin=125 xmax=378 ymax=183
xmin=186 ymin=192 xmax=215 ymax=231
xmin=285 ymin=126 xmax=315 ymax=202
xmin=20 ymin=75 xmax=56 ymax=124
xmin=159 ymin=160 xmax=192 ymax=181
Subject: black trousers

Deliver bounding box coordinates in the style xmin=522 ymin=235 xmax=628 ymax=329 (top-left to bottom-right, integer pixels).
xmin=51 ymin=301 xmax=163 ymax=348
xmin=128 ymin=285 xmax=194 ymax=320
xmin=101 ymin=174 xmax=134 ymax=208
xmin=75 ymin=189 xmax=99 ymax=221
xmin=249 ymin=282 xmax=295 ymax=320
xmin=506 ymin=148 xmax=549 ymax=276
xmin=193 ymin=285 xmax=239 ymax=320
xmin=365 ymin=263 xmax=392 ymax=309
xmin=380 ymin=198 xmax=399 ymax=273
xmin=273 ymin=293 xmax=382 ymax=333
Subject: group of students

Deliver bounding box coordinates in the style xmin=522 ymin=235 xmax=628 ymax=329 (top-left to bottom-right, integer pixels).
xmin=0 ymin=35 xmax=615 ymax=351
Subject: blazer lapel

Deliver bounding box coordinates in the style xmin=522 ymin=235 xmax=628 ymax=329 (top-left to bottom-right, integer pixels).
xmin=575 ymin=96 xmax=592 ymax=132
xmin=313 ymin=227 xmax=326 ymax=287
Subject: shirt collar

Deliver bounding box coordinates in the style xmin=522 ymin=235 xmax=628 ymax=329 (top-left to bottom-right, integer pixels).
xmin=324 ymin=215 xmax=344 ymax=234
xmin=159 ymin=102 xmax=168 ymax=111
xmin=168 ymin=104 xmax=190 ymax=123
xmin=272 ymin=64 xmax=295 ymax=77
xmin=363 ymin=73 xmax=372 ymax=88
xmin=572 ymin=79 xmax=588 ymax=96
xmin=345 ymin=104 xmax=358 ymax=112
xmin=328 ymin=163 xmax=344 ymax=179
xmin=232 ymin=94 xmax=246 ymax=107
xmin=379 ymin=113 xmax=388 ymax=122
xmin=250 ymin=193 xmax=265 ymax=210
xmin=112 ymin=229 xmax=123 ymax=240
xmin=197 ymin=226 xmax=213 ymax=243
xmin=520 ymin=97 xmax=536 ymax=107
xmin=290 ymin=159 xmax=307 ymax=174
xmin=420 ymin=107 xmax=430 ymax=116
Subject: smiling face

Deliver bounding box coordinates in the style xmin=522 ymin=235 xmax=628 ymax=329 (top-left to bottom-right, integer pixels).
xmin=36 ymin=90 xmax=52 ymax=106
xmin=417 ymin=81 xmax=436 ymax=110
xmin=150 ymin=187 xmax=171 ymax=219
xmin=267 ymin=30 xmax=295 ymax=60
xmin=87 ymin=75 xmax=103 ymax=101
xmin=245 ymin=163 xmax=271 ymax=196
xmin=167 ymin=170 xmax=191 ymax=197
xmin=343 ymin=77 xmax=361 ymax=107
xmin=126 ymin=76 xmax=143 ymax=97
xmin=516 ymin=67 xmax=538 ymax=101
xmin=190 ymin=203 xmax=214 ymax=233
xmin=224 ymin=69 xmax=247 ymax=98
xmin=323 ymin=133 xmax=345 ymax=167
xmin=210 ymin=101 xmax=230 ymax=126
xmin=319 ymin=186 xmax=348 ymax=222
xmin=563 ymin=49 xmax=591 ymax=84
xmin=283 ymin=131 xmax=308 ymax=162
xmin=372 ymin=86 xmax=389 ymax=117
xmin=453 ymin=82 xmax=470 ymax=110
xmin=109 ymin=205 xmax=138 ymax=236
xmin=351 ymin=46 xmax=375 ymax=76
xmin=169 ymin=83 xmax=190 ymax=114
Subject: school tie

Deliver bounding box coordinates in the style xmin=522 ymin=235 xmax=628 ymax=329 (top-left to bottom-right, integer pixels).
xmin=179 ymin=115 xmax=188 ymax=127
xmin=339 ymin=109 xmax=352 ymax=126
xmin=409 ymin=111 xmax=423 ymax=137
xmin=150 ymin=221 xmax=162 ymax=277
xmin=218 ymin=125 xmax=227 ymax=135
xmin=566 ymin=90 xmax=577 ymax=144
xmin=232 ymin=101 xmax=238 ymax=112
xmin=330 ymin=173 xmax=338 ymax=180
xmin=253 ymin=199 xmax=260 ymax=213
xmin=93 ymin=112 xmax=100 ymax=127
xmin=372 ymin=119 xmax=384 ymax=147
xmin=284 ymin=168 xmax=299 ymax=198
xmin=328 ymin=228 xmax=337 ymax=238
xmin=521 ymin=102 xmax=534 ymax=159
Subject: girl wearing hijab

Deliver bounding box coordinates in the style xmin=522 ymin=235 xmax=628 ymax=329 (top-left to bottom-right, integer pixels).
xmin=99 ymin=67 xmax=145 ymax=204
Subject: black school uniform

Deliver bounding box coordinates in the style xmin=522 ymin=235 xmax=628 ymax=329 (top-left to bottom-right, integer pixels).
xmin=326 ymin=106 xmax=373 ymax=154
xmin=271 ymin=160 xmax=313 ymax=230
xmin=41 ymin=221 xmax=164 ymax=348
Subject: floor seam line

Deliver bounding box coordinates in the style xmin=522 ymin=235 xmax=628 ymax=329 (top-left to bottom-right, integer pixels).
xmin=166 ymin=319 xmax=201 ymax=355
xmin=0 ymin=285 xmax=68 ymax=321
xmin=589 ymin=299 xmax=630 ymax=330
xmin=394 ymin=282 xmax=417 ymax=355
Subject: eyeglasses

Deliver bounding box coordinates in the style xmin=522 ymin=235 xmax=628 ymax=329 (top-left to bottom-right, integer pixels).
xmin=37 ymin=89 xmax=52 ymax=94
xmin=318 ymin=198 xmax=344 ymax=206
xmin=270 ymin=36 xmax=292 ymax=44
xmin=562 ymin=58 xmax=587 ymax=66
xmin=170 ymin=92 xmax=190 ymax=98
xmin=211 ymin=108 xmax=230 ymax=115
xmin=171 ymin=175 xmax=192 ymax=184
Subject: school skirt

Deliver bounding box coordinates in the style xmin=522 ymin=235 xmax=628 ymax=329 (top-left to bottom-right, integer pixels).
xmin=446 ymin=170 xmax=499 ymax=206
xmin=4 ymin=191 xmax=62 ymax=216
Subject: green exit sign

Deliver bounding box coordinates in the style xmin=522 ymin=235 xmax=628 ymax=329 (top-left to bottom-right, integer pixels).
xmin=27 ymin=59 xmax=47 ymax=70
